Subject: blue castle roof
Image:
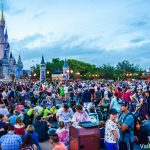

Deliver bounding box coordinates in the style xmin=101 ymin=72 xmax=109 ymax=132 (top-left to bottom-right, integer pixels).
xmin=41 ymin=55 xmax=45 ymax=64
xmin=63 ymin=59 xmax=68 ymax=68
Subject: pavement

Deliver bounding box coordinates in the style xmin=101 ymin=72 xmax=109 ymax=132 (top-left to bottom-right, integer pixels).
xmin=40 ymin=140 xmax=52 ymax=150
xmin=40 ymin=141 xmax=145 ymax=150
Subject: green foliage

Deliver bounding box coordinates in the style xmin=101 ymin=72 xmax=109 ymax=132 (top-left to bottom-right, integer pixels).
xmin=33 ymin=59 xmax=143 ymax=80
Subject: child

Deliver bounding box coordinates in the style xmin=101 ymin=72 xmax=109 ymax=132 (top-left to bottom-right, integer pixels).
xmin=99 ymin=121 xmax=105 ymax=149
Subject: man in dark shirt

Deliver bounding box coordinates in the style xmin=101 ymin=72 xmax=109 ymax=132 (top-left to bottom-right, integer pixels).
xmin=33 ymin=115 xmax=49 ymax=142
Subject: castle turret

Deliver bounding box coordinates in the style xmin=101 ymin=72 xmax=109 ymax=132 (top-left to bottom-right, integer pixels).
xmin=40 ymin=55 xmax=46 ymax=82
xmin=4 ymin=28 xmax=8 ymax=42
xmin=2 ymin=50 xmax=9 ymax=78
xmin=63 ymin=59 xmax=69 ymax=81
xmin=0 ymin=5 xmax=5 ymax=60
xmin=0 ymin=4 xmax=5 ymax=43
xmin=17 ymin=55 xmax=23 ymax=78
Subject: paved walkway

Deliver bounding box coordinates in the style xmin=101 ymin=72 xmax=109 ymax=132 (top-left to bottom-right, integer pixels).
xmin=40 ymin=140 xmax=52 ymax=150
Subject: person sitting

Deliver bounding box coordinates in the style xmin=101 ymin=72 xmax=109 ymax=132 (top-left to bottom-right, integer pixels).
xmin=0 ymin=125 xmax=22 ymax=150
xmin=21 ymin=134 xmax=37 ymax=150
xmin=14 ymin=117 xmax=25 ymax=136
xmin=71 ymin=105 xmax=90 ymax=125
xmin=33 ymin=115 xmax=49 ymax=142
xmin=49 ymin=133 xmax=67 ymax=150
xmin=56 ymin=121 xmax=69 ymax=146
xmin=98 ymin=98 xmax=109 ymax=112
xmin=23 ymin=125 xmax=40 ymax=148
xmin=0 ymin=114 xmax=6 ymax=138
xmin=9 ymin=110 xmax=19 ymax=125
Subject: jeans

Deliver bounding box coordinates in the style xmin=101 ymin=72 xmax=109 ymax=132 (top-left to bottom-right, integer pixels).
xmin=119 ymin=141 xmax=134 ymax=150
xmin=105 ymin=141 xmax=118 ymax=150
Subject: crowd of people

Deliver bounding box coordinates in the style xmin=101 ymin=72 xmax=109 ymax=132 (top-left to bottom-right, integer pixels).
xmin=0 ymin=79 xmax=149 ymax=150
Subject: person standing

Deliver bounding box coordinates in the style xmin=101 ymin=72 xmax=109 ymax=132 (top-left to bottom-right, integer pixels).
xmin=104 ymin=109 xmax=119 ymax=150
xmin=81 ymin=88 xmax=91 ymax=108
xmin=118 ymin=102 xmax=134 ymax=150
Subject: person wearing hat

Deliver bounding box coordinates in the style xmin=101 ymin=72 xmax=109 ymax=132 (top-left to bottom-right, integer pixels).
xmin=104 ymin=109 xmax=119 ymax=150
xmin=118 ymin=101 xmax=134 ymax=150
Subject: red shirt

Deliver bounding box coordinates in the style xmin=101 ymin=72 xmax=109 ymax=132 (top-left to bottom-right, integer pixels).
xmin=123 ymin=91 xmax=131 ymax=102
xmin=14 ymin=125 xmax=25 ymax=135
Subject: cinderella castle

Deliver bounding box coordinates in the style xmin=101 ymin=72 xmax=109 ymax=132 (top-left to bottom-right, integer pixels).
xmin=0 ymin=6 xmax=23 ymax=80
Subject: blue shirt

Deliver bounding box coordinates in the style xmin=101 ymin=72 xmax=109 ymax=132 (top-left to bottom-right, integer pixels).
xmin=0 ymin=133 xmax=22 ymax=150
xmin=9 ymin=115 xmax=18 ymax=125
xmin=111 ymin=97 xmax=121 ymax=112
xmin=22 ymin=132 xmax=39 ymax=146
xmin=119 ymin=112 xmax=134 ymax=143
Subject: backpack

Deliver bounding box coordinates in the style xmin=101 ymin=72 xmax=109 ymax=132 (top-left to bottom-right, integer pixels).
xmin=118 ymin=112 xmax=140 ymax=136
xmin=108 ymin=91 xmax=112 ymax=98
xmin=21 ymin=145 xmax=34 ymax=150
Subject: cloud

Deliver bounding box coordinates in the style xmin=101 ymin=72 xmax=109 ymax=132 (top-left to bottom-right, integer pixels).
xmin=130 ymin=38 xmax=144 ymax=43
xmin=0 ymin=0 xmax=26 ymax=15
xmin=9 ymin=33 xmax=150 ymax=69
xmin=33 ymin=11 xmax=45 ymax=19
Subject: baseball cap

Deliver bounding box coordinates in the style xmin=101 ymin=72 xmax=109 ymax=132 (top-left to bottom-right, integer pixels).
xmin=120 ymin=101 xmax=129 ymax=107
xmin=109 ymin=109 xmax=118 ymax=115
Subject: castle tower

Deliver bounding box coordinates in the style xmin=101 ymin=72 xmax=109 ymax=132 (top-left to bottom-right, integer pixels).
xmin=63 ymin=59 xmax=69 ymax=81
xmin=0 ymin=5 xmax=5 ymax=60
xmin=17 ymin=54 xmax=23 ymax=79
xmin=2 ymin=50 xmax=9 ymax=78
xmin=0 ymin=4 xmax=24 ymax=80
xmin=40 ymin=55 xmax=46 ymax=82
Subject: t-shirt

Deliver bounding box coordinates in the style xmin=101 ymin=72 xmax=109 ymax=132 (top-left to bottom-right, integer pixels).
xmin=105 ymin=119 xmax=118 ymax=143
xmin=52 ymin=142 xmax=67 ymax=150
xmin=118 ymin=112 xmax=134 ymax=143
xmin=64 ymin=86 xmax=69 ymax=94
xmin=110 ymin=97 xmax=121 ymax=112
xmin=56 ymin=108 xmax=73 ymax=123
xmin=71 ymin=111 xmax=90 ymax=123
xmin=27 ymin=108 xmax=33 ymax=116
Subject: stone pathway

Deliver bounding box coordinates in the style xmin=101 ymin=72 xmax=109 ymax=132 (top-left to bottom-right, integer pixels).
xmin=40 ymin=140 xmax=52 ymax=150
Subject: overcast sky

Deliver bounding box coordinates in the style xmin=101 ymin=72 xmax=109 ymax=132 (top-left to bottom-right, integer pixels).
xmin=1 ymin=0 xmax=150 ymax=69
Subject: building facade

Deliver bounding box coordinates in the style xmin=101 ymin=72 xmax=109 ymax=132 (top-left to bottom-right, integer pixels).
xmin=40 ymin=55 xmax=46 ymax=82
xmin=63 ymin=59 xmax=69 ymax=81
xmin=0 ymin=6 xmax=23 ymax=80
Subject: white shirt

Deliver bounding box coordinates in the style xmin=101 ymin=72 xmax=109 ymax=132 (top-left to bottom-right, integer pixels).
xmin=105 ymin=119 xmax=118 ymax=143
xmin=2 ymin=92 xmax=7 ymax=99
xmin=104 ymin=90 xmax=108 ymax=99
xmin=0 ymin=108 xmax=9 ymax=115
xmin=64 ymin=86 xmax=69 ymax=94
xmin=56 ymin=108 xmax=73 ymax=123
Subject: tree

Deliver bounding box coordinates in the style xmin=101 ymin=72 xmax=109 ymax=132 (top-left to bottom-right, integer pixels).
xmin=116 ymin=60 xmax=142 ymax=79
xmin=98 ymin=64 xmax=116 ymax=79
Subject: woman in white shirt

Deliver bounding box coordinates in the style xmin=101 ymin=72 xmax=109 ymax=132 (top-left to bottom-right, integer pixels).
xmin=105 ymin=109 xmax=119 ymax=150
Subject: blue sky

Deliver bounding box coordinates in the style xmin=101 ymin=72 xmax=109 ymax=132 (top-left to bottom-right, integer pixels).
xmin=1 ymin=0 xmax=150 ymax=69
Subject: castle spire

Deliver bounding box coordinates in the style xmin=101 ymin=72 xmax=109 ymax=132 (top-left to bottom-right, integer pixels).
xmin=40 ymin=55 xmax=45 ymax=64
xmin=63 ymin=59 xmax=68 ymax=68
xmin=1 ymin=4 xmax=5 ymax=24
